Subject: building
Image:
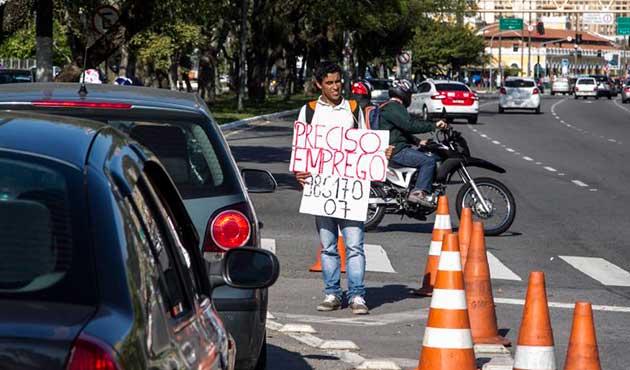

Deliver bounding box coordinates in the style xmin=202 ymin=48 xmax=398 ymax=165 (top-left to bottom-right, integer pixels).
xmin=481 ymin=22 xmax=629 ymax=78
xmin=475 ymin=0 xmax=630 ymax=37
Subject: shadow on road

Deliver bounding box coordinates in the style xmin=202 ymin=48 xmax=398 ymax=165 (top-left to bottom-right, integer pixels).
xmin=365 ymin=284 xmax=423 ymax=310
xmin=369 ymin=222 xmax=434 ymax=234
xmin=268 ymin=343 xmax=314 ymax=370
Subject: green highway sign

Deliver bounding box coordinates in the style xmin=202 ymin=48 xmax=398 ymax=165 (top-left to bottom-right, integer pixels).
xmin=618 ymin=17 xmax=630 ymax=35
xmin=499 ymin=18 xmax=523 ymax=31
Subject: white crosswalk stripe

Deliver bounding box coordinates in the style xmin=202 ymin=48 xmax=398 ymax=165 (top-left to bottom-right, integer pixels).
xmin=264 ymin=237 xmax=630 ymax=287
xmin=560 ymin=256 xmax=630 ymax=287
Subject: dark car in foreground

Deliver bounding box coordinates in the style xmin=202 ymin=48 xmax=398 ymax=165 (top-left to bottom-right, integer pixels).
xmin=0 ymin=111 xmax=279 ymax=370
xmin=0 ymin=69 xmax=33 ymax=84
xmin=0 ymin=83 xmax=276 ymax=370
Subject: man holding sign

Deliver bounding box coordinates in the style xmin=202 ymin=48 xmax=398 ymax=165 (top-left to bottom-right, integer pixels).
xmin=293 ymin=62 xmax=390 ymax=315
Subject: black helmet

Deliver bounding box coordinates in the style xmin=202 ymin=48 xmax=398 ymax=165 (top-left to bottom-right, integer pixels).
xmin=388 ymin=79 xmax=414 ymax=107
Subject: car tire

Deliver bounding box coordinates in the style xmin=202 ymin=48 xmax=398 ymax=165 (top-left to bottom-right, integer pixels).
xmin=574 ymin=95 xmax=578 ymax=100
xmin=608 ymin=95 xmax=612 ymax=100
xmin=498 ymin=106 xmax=504 ymax=113
xmin=467 ymin=116 xmax=478 ymax=124
xmin=584 ymin=96 xmax=588 ymax=100
xmin=422 ymin=106 xmax=430 ymax=121
xmin=253 ymin=336 xmax=267 ymax=370
xmin=551 ymin=91 xmax=555 ymax=96
xmin=535 ymin=106 xmax=541 ymax=114
xmin=595 ymin=96 xmax=599 ymax=100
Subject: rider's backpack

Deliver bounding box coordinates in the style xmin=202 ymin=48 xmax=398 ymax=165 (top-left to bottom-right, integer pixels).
xmin=304 ymin=99 xmax=361 ymax=128
xmin=364 ymin=103 xmax=380 ymax=130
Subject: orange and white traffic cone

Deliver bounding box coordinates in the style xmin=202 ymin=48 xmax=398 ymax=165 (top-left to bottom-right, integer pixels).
xmin=415 ymin=195 xmax=452 ymax=296
xmin=513 ymin=271 xmax=557 ymax=370
xmin=563 ymin=302 xmax=601 ymax=370
xmin=458 ymin=207 xmax=473 ymax=271
xmin=417 ymin=233 xmax=476 ymax=370
xmin=464 ymin=221 xmax=511 ymax=346
xmin=309 ymin=231 xmax=347 ymax=273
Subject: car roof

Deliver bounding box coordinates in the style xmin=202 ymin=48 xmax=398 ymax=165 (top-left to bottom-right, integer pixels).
xmin=506 ymin=77 xmax=535 ymax=82
xmin=0 ymin=110 xmax=102 ymax=168
xmin=0 ymin=83 xmax=206 ymax=113
xmin=428 ymin=80 xmax=466 ymax=84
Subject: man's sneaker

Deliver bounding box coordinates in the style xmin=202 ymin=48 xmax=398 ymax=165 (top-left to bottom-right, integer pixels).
xmin=349 ymin=296 xmax=369 ymax=315
xmin=317 ymin=294 xmax=341 ymax=311
xmin=407 ymin=190 xmax=434 ymax=207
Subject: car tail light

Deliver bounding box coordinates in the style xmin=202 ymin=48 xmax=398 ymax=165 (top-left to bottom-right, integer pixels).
xmin=431 ymin=94 xmax=446 ymax=100
xmin=575 ymin=87 xmax=579 ymax=92
xmin=500 ymin=88 xmax=506 ymax=95
xmin=532 ymin=88 xmax=539 ymax=95
xmin=472 ymin=94 xmax=479 ymax=101
xmin=32 ymin=100 xmax=132 ymax=109
xmin=593 ymin=87 xmax=598 ymax=92
xmin=625 ymin=88 xmax=630 ymax=93
xmin=66 ymin=334 xmax=120 ymax=370
xmin=204 ymin=203 xmax=253 ymax=254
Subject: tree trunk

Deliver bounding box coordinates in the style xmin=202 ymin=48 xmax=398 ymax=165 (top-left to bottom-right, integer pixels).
xmin=35 ymin=0 xmax=54 ymax=82
xmin=119 ymin=43 xmax=129 ymax=77
xmin=237 ymin=0 xmax=248 ymax=111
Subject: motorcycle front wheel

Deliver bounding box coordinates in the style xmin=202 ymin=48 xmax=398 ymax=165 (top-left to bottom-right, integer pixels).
xmin=365 ymin=186 xmax=386 ymax=232
xmin=455 ymin=177 xmax=516 ymax=236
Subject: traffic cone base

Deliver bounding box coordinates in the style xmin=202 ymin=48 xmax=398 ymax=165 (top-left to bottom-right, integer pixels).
xmin=419 ymin=347 xmax=475 ymax=370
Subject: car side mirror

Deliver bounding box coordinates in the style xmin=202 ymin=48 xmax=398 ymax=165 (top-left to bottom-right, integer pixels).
xmin=220 ymin=248 xmax=280 ymax=289
xmin=241 ymin=169 xmax=277 ymax=193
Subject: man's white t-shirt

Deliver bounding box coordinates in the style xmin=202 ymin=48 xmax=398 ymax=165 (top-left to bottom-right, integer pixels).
xmin=297 ymin=97 xmax=366 ymax=129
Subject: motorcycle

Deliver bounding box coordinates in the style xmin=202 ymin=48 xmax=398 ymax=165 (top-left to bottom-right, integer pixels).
xmin=366 ymin=127 xmax=516 ymax=236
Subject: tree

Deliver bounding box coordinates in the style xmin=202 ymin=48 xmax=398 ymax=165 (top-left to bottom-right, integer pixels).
xmin=35 ymin=0 xmax=53 ymax=82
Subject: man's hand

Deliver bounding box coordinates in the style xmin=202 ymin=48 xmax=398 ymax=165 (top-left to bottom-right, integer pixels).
xmin=436 ymin=120 xmax=448 ymax=129
xmin=384 ymin=145 xmax=394 ymax=160
xmin=419 ymin=139 xmax=429 ymax=146
xmin=295 ymin=171 xmax=311 ymax=189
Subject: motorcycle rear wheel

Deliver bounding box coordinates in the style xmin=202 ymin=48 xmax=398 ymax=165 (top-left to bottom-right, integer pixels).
xmin=455 ymin=177 xmax=516 ymax=236
xmin=365 ymin=186 xmax=386 ymax=231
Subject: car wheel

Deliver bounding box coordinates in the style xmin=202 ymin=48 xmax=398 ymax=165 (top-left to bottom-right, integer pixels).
xmin=467 ymin=116 xmax=478 ymax=124
xmin=595 ymin=96 xmax=599 ymax=100
xmin=608 ymin=95 xmax=612 ymax=100
xmin=584 ymin=96 xmax=588 ymax=100
xmin=535 ymin=106 xmax=541 ymax=114
xmin=574 ymin=95 xmax=578 ymax=100
xmin=498 ymin=106 xmax=504 ymax=113
xmin=422 ymin=106 xmax=429 ymax=121
xmin=551 ymin=91 xmax=555 ymax=96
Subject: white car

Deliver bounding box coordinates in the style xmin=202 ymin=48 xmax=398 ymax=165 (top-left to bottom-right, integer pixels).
xmin=499 ymin=77 xmax=541 ymax=114
xmin=574 ymin=78 xmax=598 ymax=99
xmin=410 ymin=79 xmax=479 ymax=124
xmin=551 ymin=77 xmax=571 ymax=95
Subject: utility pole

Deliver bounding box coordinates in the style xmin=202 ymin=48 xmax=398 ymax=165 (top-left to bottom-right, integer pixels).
xmin=521 ymin=31 xmax=524 ymax=76
xmin=237 ymin=0 xmax=248 ymax=112
xmin=527 ymin=0 xmax=532 ymax=77
xmin=499 ymin=33 xmax=503 ymax=86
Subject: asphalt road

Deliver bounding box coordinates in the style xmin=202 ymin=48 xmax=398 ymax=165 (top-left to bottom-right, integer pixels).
xmin=226 ymin=94 xmax=630 ymax=370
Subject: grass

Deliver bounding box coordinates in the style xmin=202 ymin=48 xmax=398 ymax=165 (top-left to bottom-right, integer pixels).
xmin=208 ymin=93 xmax=318 ymax=124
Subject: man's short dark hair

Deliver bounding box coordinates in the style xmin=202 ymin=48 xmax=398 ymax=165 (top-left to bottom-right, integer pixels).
xmin=314 ymin=61 xmax=342 ymax=83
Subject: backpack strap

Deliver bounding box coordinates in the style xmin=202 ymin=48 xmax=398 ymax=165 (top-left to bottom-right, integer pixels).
xmin=305 ymin=100 xmax=318 ymax=124
xmin=364 ymin=105 xmax=375 ymax=130
xmin=348 ymin=99 xmax=360 ymax=128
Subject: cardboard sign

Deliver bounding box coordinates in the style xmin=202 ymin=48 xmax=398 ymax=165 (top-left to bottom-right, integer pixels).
xmin=290 ymin=122 xmax=390 ymax=182
xmin=290 ymin=122 xmax=389 ymax=221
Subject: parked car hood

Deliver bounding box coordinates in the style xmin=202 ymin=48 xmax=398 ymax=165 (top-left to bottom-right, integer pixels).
xmin=0 ymin=300 xmax=96 ymax=370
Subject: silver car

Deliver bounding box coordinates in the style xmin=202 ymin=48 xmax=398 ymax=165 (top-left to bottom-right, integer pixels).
xmin=551 ymin=77 xmax=571 ymax=95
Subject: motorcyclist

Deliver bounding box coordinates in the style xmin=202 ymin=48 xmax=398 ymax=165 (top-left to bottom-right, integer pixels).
xmin=379 ymin=79 xmax=448 ymax=207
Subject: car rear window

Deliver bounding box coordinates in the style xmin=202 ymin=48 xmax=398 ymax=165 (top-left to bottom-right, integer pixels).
xmin=0 ymin=153 xmax=96 ymax=305
xmin=435 ymin=83 xmax=470 ymax=92
xmin=107 ymin=117 xmax=240 ymax=199
xmin=505 ymin=80 xmax=535 ymax=88
xmin=578 ymin=79 xmax=595 ymax=85
xmin=0 ymin=72 xmax=32 ymax=84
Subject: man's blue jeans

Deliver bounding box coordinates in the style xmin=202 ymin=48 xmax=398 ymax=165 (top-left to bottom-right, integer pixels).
xmin=392 ymin=147 xmax=437 ymax=193
xmin=315 ymin=216 xmax=365 ymax=302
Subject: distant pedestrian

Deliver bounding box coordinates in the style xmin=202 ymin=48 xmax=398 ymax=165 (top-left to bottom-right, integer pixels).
xmin=294 ymin=61 xmax=370 ymax=315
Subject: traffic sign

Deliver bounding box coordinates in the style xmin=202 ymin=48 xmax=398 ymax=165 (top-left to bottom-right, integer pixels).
xmin=499 ymin=18 xmax=523 ymax=31
xmin=583 ymin=13 xmax=614 ymax=25
xmin=618 ymin=17 xmax=630 ymax=36
xmin=397 ymin=52 xmax=411 ymax=65
xmin=92 ymin=5 xmax=120 ymax=35
xmin=561 ymin=59 xmax=569 ymax=68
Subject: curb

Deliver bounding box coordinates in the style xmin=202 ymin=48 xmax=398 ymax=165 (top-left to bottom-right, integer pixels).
xmin=220 ymin=108 xmax=300 ymax=131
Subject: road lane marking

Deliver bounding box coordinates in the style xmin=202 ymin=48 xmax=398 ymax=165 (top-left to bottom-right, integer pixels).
xmin=559 ymin=256 xmax=630 ymax=287
xmin=544 ymin=166 xmax=557 ymax=172
xmin=613 ymin=98 xmax=630 ymax=113
xmin=535 ymin=162 xmax=542 ymax=165
xmin=571 ymin=180 xmax=589 ymax=187
xmin=523 ymin=156 xmax=533 ymax=161
xmin=365 ymin=244 xmax=396 ymax=273
xmin=590 ymin=188 xmax=598 ymax=192
xmin=495 ymin=298 xmax=630 ymax=313
xmin=261 ymin=238 xmax=276 ymax=254
xmin=506 ymin=148 xmax=515 ymax=152
xmin=487 ymin=252 xmax=522 ymax=281
xmin=609 ymin=139 xmax=617 ymax=143
xmin=492 ymin=140 xmax=501 ymax=145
